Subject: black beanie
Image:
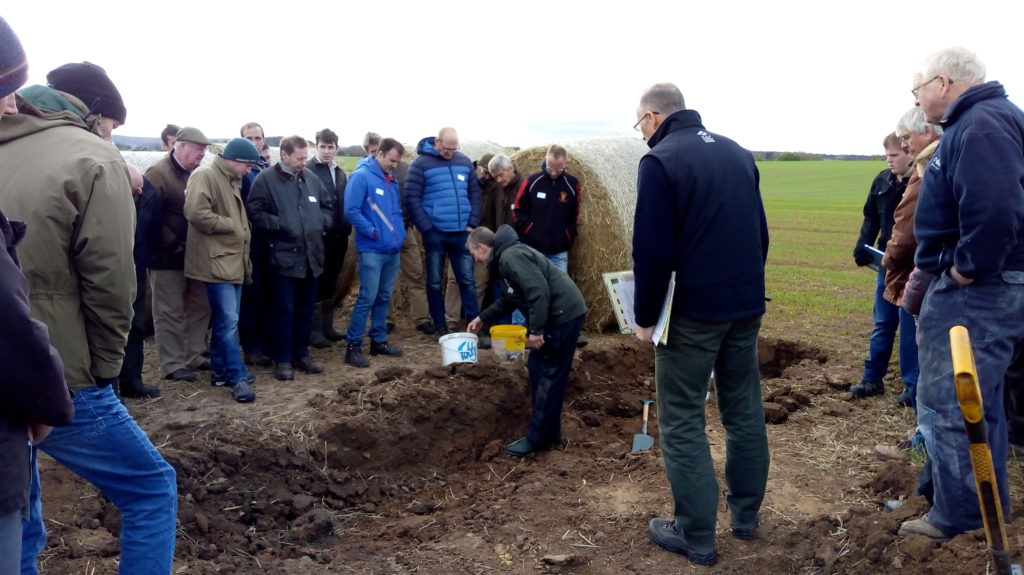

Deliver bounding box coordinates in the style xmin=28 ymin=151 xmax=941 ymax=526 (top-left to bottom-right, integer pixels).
xmin=46 ymin=61 xmax=126 ymax=124
xmin=0 ymin=17 xmax=28 ymax=98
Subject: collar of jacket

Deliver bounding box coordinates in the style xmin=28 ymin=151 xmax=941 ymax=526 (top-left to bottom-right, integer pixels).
xmin=941 ymin=81 xmax=1006 ymax=126
xmin=274 ymin=162 xmax=305 ymax=182
xmin=647 ymin=109 xmax=705 ymax=148
xmin=212 ymin=156 xmax=242 ymax=182
xmin=3 ymin=86 xmax=105 ymax=142
xmin=168 ymin=149 xmax=189 ymax=176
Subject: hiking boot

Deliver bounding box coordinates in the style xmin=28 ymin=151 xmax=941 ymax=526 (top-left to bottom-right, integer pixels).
xmin=210 ymin=372 xmax=229 ymax=387
xmin=274 ymin=362 xmax=294 ymax=381
xmin=244 ymin=351 xmax=272 ymax=367
xmin=898 ymin=517 xmax=949 ymax=541
xmin=165 ymin=368 xmax=197 ymax=382
xmin=230 ymin=379 xmax=256 ymax=403
xmin=505 ymin=437 xmax=537 ymax=457
xmin=345 ymin=343 xmax=370 ymax=368
xmin=874 ymin=441 xmax=911 ymax=462
xmin=416 ymin=321 xmax=436 ymax=335
xmin=896 ymin=388 xmax=914 ymax=408
xmin=120 ymin=378 xmax=160 ymax=399
xmin=850 ymin=380 xmax=884 ymax=398
xmin=296 ymin=356 xmax=324 ymax=374
xmin=370 ymin=341 xmax=404 ymax=357
xmin=647 ymin=518 xmax=718 ymax=566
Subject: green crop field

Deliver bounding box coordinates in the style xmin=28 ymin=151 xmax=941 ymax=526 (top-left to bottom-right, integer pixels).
xmin=758 ymin=160 xmax=888 ymax=357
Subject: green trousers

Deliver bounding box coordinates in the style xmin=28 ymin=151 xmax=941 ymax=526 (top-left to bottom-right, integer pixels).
xmin=655 ymin=312 xmax=769 ymax=547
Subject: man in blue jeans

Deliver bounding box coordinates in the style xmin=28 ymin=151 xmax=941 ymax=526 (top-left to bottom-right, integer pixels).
xmin=405 ymin=127 xmax=481 ymax=334
xmin=897 ymin=47 xmax=1024 ymax=542
xmin=631 ymin=83 xmax=770 ymax=566
xmin=343 ymin=138 xmax=407 ymax=367
xmin=184 ymin=138 xmax=263 ymax=402
xmin=0 ymin=64 xmax=177 ymax=574
xmin=851 ymin=133 xmax=917 ymax=405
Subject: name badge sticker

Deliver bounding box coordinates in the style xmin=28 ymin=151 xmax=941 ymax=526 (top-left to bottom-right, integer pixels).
xmin=375 ymin=188 xmax=385 ymax=196
xmin=457 ymin=174 xmax=466 ymax=181
xmin=308 ymin=196 xmax=318 ymax=203
xmin=537 ymin=192 xmax=547 ymax=199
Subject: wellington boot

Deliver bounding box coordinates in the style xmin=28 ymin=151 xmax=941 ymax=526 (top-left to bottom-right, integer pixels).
xmin=322 ymin=301 xmax=345 ymax=341
xmin=310 ymin=307 xmax=332 ymax=349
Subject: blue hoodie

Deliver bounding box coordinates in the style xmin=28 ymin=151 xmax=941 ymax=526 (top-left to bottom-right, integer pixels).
xmin=404 ymin=136 xmax=480 ymax=232
xmin=915 ymin=81 xmax=1024 ymax=279
xmin=345 ymin=156 xmax=406 ymax=254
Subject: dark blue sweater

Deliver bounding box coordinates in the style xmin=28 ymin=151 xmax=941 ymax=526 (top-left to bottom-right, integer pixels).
xmin=632 ymin=109 xmax=769 ymax=326
xmin=915 ymin=81 xmax=1024 ymax=279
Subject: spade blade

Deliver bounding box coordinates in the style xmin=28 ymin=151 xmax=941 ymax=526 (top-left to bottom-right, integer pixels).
xmin=632 ymin=432 xmax=654 ymax=452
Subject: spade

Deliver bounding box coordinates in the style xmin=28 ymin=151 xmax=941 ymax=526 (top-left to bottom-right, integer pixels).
xmin=631 ymin=399 xmax=655 ymax=452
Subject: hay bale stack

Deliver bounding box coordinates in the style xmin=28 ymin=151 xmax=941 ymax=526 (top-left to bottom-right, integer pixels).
xmin=511 ymin=138 xmax=647 ymax=331
xmin=121 ymin=147 xmax=280 ymax=175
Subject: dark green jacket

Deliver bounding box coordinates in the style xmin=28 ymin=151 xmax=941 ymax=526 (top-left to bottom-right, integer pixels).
xmin=480 ymin=224 xmax=586 ymax=335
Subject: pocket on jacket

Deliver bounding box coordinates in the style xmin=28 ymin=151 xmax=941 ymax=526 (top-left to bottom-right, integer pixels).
xmin=210 ymin=249 xmax=242 ymax=282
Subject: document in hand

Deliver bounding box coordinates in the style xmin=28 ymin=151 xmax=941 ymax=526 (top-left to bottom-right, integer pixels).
xmin=864 ymin=244 xmax=884 ymax=272
xmin=603 ymin=270 xmax=676 ymax=346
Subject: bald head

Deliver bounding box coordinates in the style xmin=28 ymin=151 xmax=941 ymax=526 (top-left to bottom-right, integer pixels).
xmin=639 ymin=83 xmax=686 ymax=116
xmin=126 ymin=164 xmax=144 ymax=196
xmin=437 ymin=127 xmax=459 ymax=160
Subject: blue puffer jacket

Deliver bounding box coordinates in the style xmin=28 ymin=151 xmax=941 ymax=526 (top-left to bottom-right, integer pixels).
xmin=915 ymin=81 xmax=1024 ymax=279
xmin=404 ymin=136 xmax=480 ymax=233
xmin=346 ymin=156 xmax=406 ymax=254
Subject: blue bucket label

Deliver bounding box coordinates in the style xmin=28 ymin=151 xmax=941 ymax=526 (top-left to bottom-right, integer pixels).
xmin=457 ymin=339 xmax=477 ymax=362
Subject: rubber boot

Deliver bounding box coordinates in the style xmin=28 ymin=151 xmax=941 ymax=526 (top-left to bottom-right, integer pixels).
xmin=120 ymin=378 xmax=161 ymax=399
xmin=310 ymin=304 xmax=332 ymax=349
xmin=323 ymin=300 xmax=345 ymax=342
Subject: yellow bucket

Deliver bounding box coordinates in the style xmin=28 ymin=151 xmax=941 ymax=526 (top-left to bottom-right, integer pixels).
xmin=490 ymin=324 xmax=527 ymax=351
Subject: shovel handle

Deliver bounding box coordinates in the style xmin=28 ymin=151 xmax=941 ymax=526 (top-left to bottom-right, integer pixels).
xmin=640 ymin=399 xmax=653 ymax=435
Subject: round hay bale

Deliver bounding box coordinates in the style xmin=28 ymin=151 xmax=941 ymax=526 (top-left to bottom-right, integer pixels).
xmin=511 ymin=138 xmax=648 ymax=331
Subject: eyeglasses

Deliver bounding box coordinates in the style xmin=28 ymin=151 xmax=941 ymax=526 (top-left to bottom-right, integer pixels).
xmin=911 ymin=76 xmax=940 ymax=98
xmin=439 ymin=144 xmax=459 ymax=153
xmin=633 ymin=111 xmax=660 ymax=131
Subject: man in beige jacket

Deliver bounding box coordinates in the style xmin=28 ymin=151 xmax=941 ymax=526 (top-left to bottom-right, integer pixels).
xmin=184 ymin=138 xmax=262 ymax=403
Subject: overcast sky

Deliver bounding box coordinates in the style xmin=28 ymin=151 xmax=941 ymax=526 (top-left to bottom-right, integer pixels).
xmin=5 ymin=1 xmax=1021 ymax=155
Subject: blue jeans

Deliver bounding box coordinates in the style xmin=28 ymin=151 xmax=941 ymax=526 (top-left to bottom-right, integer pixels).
xmin=547 ymin=251 xmax=568 ymax=272
xmin=269 ymin=272 xmax=319 ymax=363
xmin=346 ymin=251 xmax=400 ymax=344
xmin=206 ymin=282 xmax=248 ymax=384
xmin=916 ymin=270 xmax=1024 ymax=536
xmin=22 ymin=386 xmax=177 ymax=575
xmin=863 ymin=268 xmax=919 ymax=396
xmin=423 ymin=229 xmax=478 ymax=330
xmin=655 ymin=312 xmax=769 ymax=548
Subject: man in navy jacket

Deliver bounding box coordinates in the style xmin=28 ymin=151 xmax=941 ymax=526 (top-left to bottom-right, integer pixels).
xmin=631 ymin=82 xmax=769 ymax=566
xmin=404 ymin=127 xmax=481 ymax=334
xmin=897 ymin=47 xmax=1024 ymax=542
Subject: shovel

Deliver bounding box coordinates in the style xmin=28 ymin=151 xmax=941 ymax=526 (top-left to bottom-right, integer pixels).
xmin=632 ymin=399 xmax=655 ymax=452
xmin=950 ymin=326 xmax=1023 ymax=575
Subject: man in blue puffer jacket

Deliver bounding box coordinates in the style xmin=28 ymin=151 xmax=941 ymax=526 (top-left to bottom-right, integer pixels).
xmin=405 ymin=127 xmax=481 ymax=334
xmin=343 ymin=138 xmax=407 ymax=367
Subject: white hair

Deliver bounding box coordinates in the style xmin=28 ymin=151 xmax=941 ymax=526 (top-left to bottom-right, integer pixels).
xmin=921 ymin=47 xmax=986 ymax=85
xmin=897 ymin=107 xmax=943 ymax=137
xmin=488 ymin=154 xmax=512 ymax=173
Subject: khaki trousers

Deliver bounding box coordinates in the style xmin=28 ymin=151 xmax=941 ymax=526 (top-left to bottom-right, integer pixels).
xmin=445 ymin=258 xmax=488 ymax=327
xmin=398 ymin=228 xmax=431 ymax=325
xmin=150 ymin=269 xmax=211 ymax=375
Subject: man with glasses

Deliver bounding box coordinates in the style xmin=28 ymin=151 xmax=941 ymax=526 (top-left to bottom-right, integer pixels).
xmin=513 ymin=144 xmax=581 ymax=274
xmin=405 ymin=127 xmax=481 ymax=335
xmin=897 ymin=47 xmax=1024 ymax=542
xmin=146 ymin=126 xmax=214 ymax=383
xmin=632 ymin=82 xmax=769 ymax=566
xmin=850 ymin=133 xmax=915 ymax=403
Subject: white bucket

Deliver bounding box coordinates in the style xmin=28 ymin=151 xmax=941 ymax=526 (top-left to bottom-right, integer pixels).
xmin=439 ymin=332 xmax=479 ymax=366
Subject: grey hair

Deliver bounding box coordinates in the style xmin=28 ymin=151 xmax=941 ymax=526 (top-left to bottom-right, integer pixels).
xmin=897 ymin=107 xmax=944 ymax=137
xmin=639 ymin=83 xmax=686 ymax=115
xmin=488 ymin=154 xmax=512 ymax=173
xmin=362 ymin=131 xmax=381 ymax=149
xmin=921 ymin=47 xmax=986 ymax=85
xmin=467 ymin=226 xmax=495 ymax=250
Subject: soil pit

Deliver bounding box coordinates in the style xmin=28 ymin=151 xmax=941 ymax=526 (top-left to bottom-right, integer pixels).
xmin=33 ymin=332 xmax=1024 ymax=573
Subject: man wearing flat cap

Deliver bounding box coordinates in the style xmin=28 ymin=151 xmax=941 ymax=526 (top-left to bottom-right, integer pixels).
xmin=184 ymin=138 xmax=263 ymax=403
xmin=0 ymin=57 xmax=178 ymax=573
xmin=146 ymin=126 xmax=214 ymax=383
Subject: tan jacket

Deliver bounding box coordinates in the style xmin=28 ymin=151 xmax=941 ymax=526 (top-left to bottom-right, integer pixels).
xmin=883 ymin=140 xmax=940 ymax=306
xmin=0 ymin=91 xmax=135 ymax=391
xmin=183 ymin=156 xmax=252 ymax=284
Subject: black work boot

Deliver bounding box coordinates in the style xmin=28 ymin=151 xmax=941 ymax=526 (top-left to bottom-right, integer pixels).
xmin=323 ymin=301 xmax=345 ymax=342
xmin=370 ymin=341 xmax=404 ymax=357
xmin=345 ymin=343 xmax=370 ymax=368
xmin=850 ymin=380 xmax=885 ymax=398
xmin=120 ymin=378 xmax=161 ymax=399
xmin=309 ymin=304 xmax=332 ymax=349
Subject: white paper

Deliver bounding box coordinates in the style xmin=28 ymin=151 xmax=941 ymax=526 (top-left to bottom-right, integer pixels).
xmin=613 ymin=281 xmax=637 ymax=329
xmin=652 ymin=272 xmax=676 ymax=346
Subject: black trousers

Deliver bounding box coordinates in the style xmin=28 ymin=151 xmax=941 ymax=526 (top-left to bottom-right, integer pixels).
xmin=525 ymin=314 xmax=584 ymax=445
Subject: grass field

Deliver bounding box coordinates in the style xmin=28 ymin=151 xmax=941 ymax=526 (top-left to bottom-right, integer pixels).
xmin=758 ymin=160 xmax=888 ymax=358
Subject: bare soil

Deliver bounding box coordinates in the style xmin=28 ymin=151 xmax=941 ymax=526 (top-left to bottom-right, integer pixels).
xmin=33 ymin=315 xmax=1024 ymax=574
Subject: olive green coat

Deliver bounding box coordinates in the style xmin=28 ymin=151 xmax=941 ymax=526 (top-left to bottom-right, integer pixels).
xmin=183 ymin=156 xmax=252 ymax=284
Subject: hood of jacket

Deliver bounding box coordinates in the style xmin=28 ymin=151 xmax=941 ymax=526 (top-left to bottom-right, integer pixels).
xmin=491 ymin=224 xmax=520 ymax=259
xmin=941 ymin=81 xmax=1006 ymax=126
xmin=2 ymin=87 xmax=104 ymax=144
xmin=646 ymin=109 xmax=704 ymax=149
xmin=415 ymin=136 xmax=441 ymax=158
